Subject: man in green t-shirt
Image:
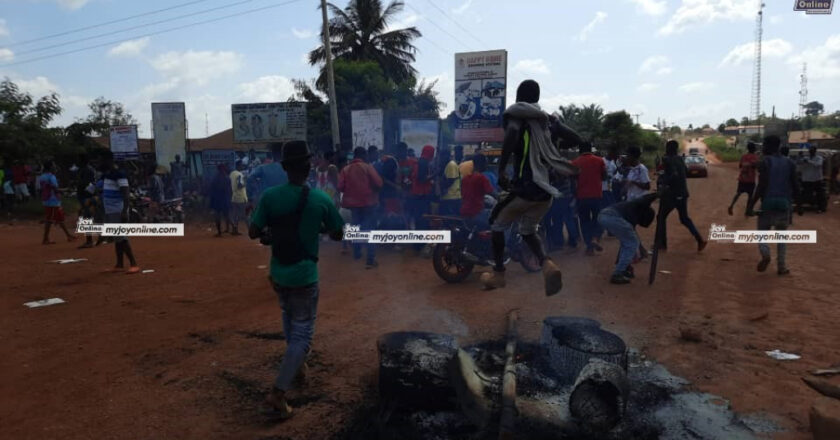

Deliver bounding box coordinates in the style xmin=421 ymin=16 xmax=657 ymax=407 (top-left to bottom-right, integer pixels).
xmin=249 ymin=140 xmax=344 ymax=420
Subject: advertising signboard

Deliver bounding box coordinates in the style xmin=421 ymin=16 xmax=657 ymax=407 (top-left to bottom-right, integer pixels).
xmin=454 ymin=50 xmax=507 ymax=143
xmin=201 ymin=150 xmax=236 ymax=185
xmin=351 ymin=109 xmax=384 ymax=150
xmin=151 ymin=102 xmax=187 ymax=171
xmin=399 ymin=119 xmax=440 ymax=153
xmin=231 ymin=102 xmax=307 ymax=144
xmin=109 ymin=125 xmax=139 ymax=160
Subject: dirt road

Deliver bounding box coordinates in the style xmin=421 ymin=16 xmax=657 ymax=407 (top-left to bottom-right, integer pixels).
xmin=1 ymin=157 xmax=838 ymax=439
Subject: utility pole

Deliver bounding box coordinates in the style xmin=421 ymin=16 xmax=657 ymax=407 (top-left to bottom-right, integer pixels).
xmin=631 ymin=113 xmax=643 ymax=125
xmin=320 ymin=0 xmax=341 ymax=154
xmin=205 ymin=113 xmax=209 ymax=137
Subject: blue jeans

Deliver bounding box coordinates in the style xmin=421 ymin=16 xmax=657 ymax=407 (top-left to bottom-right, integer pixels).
xmin=350 ymin=206 xmax=377 ymax=264
xmin=272 ymin=282 xmax=319 ymax=391
xmin=545 ymin=196 xmax=580 ymax=248
xmin=598 ymin=209 xmax=638 ymax=276
xmin=757 ymin=210 xmax=789 ymax=270
xmin=577 ymin=197 xmax=602 ymax=249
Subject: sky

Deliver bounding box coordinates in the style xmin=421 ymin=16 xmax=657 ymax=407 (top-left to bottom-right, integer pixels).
xmin=0 ymin=0 xmax=838 ymax=138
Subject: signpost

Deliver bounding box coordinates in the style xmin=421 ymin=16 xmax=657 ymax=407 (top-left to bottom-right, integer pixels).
xmin=151 ymin=102 xmax=187 ymax=171
xmin=454 ymin=50 xmax=507 ymax=143
xmin=109 ymin=125 xmax=139 ymax=161
xmin=231 ymin=102 xmax=307 ymax=144
xmin=201 ymin=150 xmax=236 ymax=185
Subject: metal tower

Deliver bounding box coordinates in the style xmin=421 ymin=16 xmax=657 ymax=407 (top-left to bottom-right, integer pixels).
xmin=798 ymin=63 xmax=808 ymax=118
xmin=749 ymin=1 xmax=765 ymax=133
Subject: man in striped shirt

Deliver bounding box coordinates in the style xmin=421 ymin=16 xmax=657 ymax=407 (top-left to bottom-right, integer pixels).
xmin=101 ymin=152 xmax=140 ymax=274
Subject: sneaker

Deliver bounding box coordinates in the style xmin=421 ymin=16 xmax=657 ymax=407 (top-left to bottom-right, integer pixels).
xmin=259 ymin=388 xmax=293 ymax=420
xmin=757 ymin=256 xmax=771 ymax=272
xmin=610 ymin=274 xmax=631 ymax=284
xmin=777 ymin=267 xmax=790 ymax=276
xmin=697 ymin=240 xmax=708 ymax=252
xmin=480 ymin=270 xmax=506 ymax=290
xmin=542 ymin=259 xmax=563 ymax=296
xmin=624 ymin=266 xmax=635 ymax=279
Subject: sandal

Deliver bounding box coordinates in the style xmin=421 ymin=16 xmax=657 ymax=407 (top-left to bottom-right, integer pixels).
xmin=126 ymin=266 xmax=141 ymax=275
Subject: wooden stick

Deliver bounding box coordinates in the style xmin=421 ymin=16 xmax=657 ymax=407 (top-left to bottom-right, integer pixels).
xmin=803 ymin=377 xmax=840 ymax=400
xmin=499 ymin=310 xmax=519 ymax=440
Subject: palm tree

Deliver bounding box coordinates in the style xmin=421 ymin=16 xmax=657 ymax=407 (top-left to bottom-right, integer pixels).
xmin=309 ymin=0 xmax=421 ymax=87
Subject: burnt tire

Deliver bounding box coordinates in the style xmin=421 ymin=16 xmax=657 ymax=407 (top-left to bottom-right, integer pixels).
xmin=377 ymin=332 xmax=459 ymax=411
xmin=432 ymin=243 xmax=474 ymax=283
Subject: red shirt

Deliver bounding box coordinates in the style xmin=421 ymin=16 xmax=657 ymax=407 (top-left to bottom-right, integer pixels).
xmin=460 ymin=173 xmax=494 ymax=217
xmin=738 ymin=153 xmax=759 ymax=183
xmin=338 ymin=159 xmax=383 ymax=208
xmin=571 ymin=153 xmax=605 ymax=199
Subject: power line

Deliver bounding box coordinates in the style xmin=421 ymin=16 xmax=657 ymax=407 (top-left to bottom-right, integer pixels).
xmin=7 ymin=0 xmax=214 ymax=47
xmin=421 ymin=0 xmax=488 ymax=48
xmin=2 ymin=0 xmax=306 ymax=67
xmin=15 ymin=0 xmax=266 ymax=56
xmin=403 ymin=3 xmax=472 ymax=51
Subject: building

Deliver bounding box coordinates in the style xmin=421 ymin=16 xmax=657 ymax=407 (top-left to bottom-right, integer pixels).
xmin=788 ymin=130 xmax=839 ymax=149
xmin=723 ymin=125 xmax=765 ymax=136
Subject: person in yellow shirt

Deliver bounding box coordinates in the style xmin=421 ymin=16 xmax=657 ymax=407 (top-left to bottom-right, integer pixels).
xmin=230 ymin=160 xmax=248 ymax=235
xmin=439 ymin=147 xmax=461 ymax=215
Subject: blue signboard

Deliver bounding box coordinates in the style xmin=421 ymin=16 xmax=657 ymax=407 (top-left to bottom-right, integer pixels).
xmin=454 ymin=50 xmax=507 ymax=143
xmin=201 ymin=150 xmax=236 ymax=185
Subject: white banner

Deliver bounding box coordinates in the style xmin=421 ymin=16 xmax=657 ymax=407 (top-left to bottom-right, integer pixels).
xmin=231 ymin=102 xmax=307 ymax=143
xmin=351 ymin=109 xmax=384 ymax=150
xmin=152 ymin=102 xmax=187 ymax=172
xmin=109 ymin=125 xmax=139 ymax=159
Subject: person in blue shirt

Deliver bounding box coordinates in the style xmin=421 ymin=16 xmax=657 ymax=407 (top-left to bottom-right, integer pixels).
xmin=39 ymin=160 xmax=75 ymax=244
xmin=249 ymin=143 xmax=289 ymax=201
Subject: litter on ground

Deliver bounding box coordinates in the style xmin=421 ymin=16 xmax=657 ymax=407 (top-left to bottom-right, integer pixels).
xmin=24 ymin=298 xmax=66 ymax=308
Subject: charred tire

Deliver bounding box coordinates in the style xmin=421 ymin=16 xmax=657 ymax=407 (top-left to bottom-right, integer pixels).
xmin=432 ymin=243 xmax=474 ymax=283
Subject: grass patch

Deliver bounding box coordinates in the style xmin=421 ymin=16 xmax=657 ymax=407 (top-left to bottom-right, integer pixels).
xmin=704 ymin=136 xmax=742 ymax=162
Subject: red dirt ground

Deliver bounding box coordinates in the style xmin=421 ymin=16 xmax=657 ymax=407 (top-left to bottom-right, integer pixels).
xmin=1 ymin=146 xmax=838 ymax=439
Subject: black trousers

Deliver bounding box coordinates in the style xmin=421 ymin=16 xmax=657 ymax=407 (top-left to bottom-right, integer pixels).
xmin=656 ymin=196 xmax=701 ymax=249
xmin=799 ymin=180 xmax=826 ymax=212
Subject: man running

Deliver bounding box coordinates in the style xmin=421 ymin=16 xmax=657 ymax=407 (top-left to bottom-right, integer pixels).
xmin=728 ymin=142 xmax=759 ymax=216
xmin=38 ymin=160 xmax=75 ymax=244
xmin=749 ymin=135 xmax=798 ymax=275
xmin=656 ymin=140 xmax=707 ymax=252
xmin=249 ymin=140 xmax=344 ymax=420
xmin=101 ymin=152 xmax=140 ymax=274
xmin=480 ymin=79 xmax=581 ymax=295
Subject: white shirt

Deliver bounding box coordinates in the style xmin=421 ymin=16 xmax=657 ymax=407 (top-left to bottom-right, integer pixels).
xmin=799 ymin=154 xmax=824 ymax=183
xmin=625 ymin=163 xmax=650 ymax=200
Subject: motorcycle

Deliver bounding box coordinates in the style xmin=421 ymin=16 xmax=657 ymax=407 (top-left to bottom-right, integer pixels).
xmin=128 ymin=188 xmax=184 ymax=223
xmin=427 ymin=213 xmax=544 ymax=284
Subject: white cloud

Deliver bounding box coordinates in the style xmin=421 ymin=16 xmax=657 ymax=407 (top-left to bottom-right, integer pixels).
xmin=56 ymin=0 xmax=89 ymax=10
xmin=719 ymin=39 xmax=793 ymax=66
xmin=542 ymin=92 xmax=610 ymax=111
xmin=576 ymin=11 xmax=607 ymax=41
xmin=788 ymin=34 xmax=840 ymax=80
xmin=107 ymin=37 xmax=149 ymax=57
xmin=769 ymin=15 xmax=783 ymax=25
xmin=453 ymin=0 xmax=473 ymax=14
xmin=639 ymin=55 xmax=672 ymax=75
xmin=386 ymin=12 xmax=420 ymax=32
xmin=0 ymin=48 xmax=13 ymax=62
xmin=513 ymin=59 xmax=550 ymax=76
xmin=291 ymin=27 xmax=314 ymax=39
xmin=659 ymin=0 xmax=756 ymax=35
xmin=628 ymin=0 xmax=667 ymax=16
xmin=150 ymin=50 xmax=243 ymax=86
xmin=0 ymin=18 xmax=9 ymax=37
xmin=15 ymin=76 xmax=60 ymax=97
xmin=637 ymin=83 xmax=660 ymax=92
xmin=679 ymin=81 xmax=714 ymax=93
xmin=237 ymin=75 xmax=296 ymax=102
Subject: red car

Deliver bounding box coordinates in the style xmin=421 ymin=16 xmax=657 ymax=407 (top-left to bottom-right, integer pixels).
xmin=685 ymin=155 xmax=708 ymax=178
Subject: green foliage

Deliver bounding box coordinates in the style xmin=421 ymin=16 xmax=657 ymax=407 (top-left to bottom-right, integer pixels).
xmin=556 ymin=104 xmax=604 ymax=141
xmin=725 ymin=118 xmax=739 ymax=127
xmin=705 ymin=136 xmax=741 ymax=162
xmin=669 ymin=126 xmax=682 ymax=136
xmin=717 ymin=123 xmax=726 ymax=133
xmin=602 ymin=111 xmax=637 ymax=149
xmin=83 ymin=96 xmax=137 ymax=136
xmin=804 ymin=101 xmax=824 ymax=117
xmin=0 ymin=78 xmax=63 ymax=161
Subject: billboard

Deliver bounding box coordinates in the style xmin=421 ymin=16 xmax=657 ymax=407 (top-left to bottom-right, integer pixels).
xmin=151 ymin=102 xmax=187 ymax=171
xmin=454 ymin=50 xmax=507 ymax=143
xmin=201 ymin=150 xmax=236 ymax=185
xmin=351 ymin=109 xmax=384 ymax=150
xmin=109 ymin=125 xmax=139 ymax=160
xmin=231 ymin=102 xmax=307 ymax=143
xmin=399 ymin=119 xmax=440 ymax=153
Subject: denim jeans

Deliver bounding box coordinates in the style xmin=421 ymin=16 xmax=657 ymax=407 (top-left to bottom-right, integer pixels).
xmin=350 ymin=206 xmax=377 ymax=264
xmin=656 ymin=195 xmax=701 ymax=249
xmin=273 ymin=282 xmax=319 ymax=391
xmin=757 ymin=210 xmax=789 ymax=270
xmin=577 ymin=197 xmax=602 ymax=249
xmin=545 ymin=196 xmax=580 ymax=248
xmin=598 ymin=209 xmax=639 ymax=275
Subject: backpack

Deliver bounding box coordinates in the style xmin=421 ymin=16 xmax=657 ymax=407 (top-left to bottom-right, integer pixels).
xmin=269 ymin=186 xmax=317 ymax=265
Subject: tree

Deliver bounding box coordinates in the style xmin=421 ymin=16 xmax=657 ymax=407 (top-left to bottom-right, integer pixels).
xmin=602 ymin=111 xmax=638 ymax=150
xmin=740 ymin=117 xmax=750 ymax=126
xmin=701 ymin=123 xmax=711 ymax=129
xmin=309 ymin=0 xmax=421 ymax=88
xmin=669 ymin=126 xmax=682 ymax=136
xmin=0 ymin=78 xmax=62 ymax=160
xmin=83 ymin=97 xmax=137 ymax=136
xmin=556 ymin=103 xmax=604 ymax=141
xmin=725 ymin=118 xmax=739 ymax=127
xmin=804 ymin=101 xmax=824 ymax=117
xmin=718 ymin=123 xmax=726 ymax=133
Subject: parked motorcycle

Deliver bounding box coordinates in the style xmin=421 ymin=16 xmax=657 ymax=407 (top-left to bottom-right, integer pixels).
xmin=428 ymin=214 xmax=544 ymax=284
xmin=128 ymin=188 xmax=184 ymax=223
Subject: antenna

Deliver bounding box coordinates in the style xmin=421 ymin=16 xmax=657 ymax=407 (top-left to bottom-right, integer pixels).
xmin=798 ymin=63 xmax=808 ymax=118
xmin=749 ymin=1 xmax=765 ymax=135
